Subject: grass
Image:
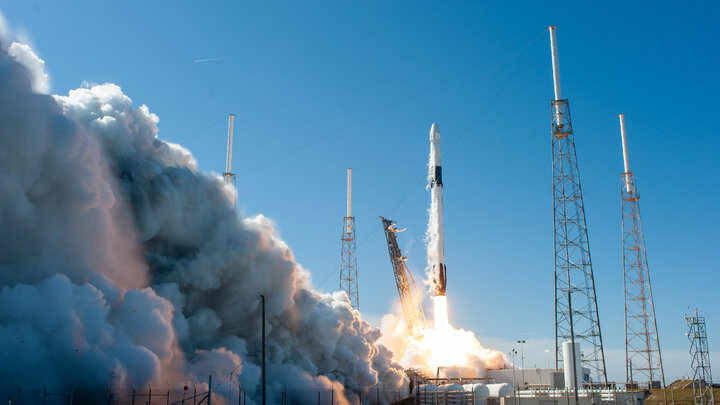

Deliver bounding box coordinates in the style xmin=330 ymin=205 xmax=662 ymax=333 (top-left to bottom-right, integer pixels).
xmin=645 ymin=386 xmax=719 ymax=405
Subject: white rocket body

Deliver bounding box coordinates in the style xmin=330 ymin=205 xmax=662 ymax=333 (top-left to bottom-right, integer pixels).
xmin=429 ymin=123 xmax=447 ymax=296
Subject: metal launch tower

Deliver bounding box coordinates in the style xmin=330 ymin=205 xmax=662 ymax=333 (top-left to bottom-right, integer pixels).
xmin=380 ymin=217 xmax=427 ymax=338
xmin=340 ymin=168 xmax=359 ymax=309
xmin=686 ymin=313 xmax=715 ymax=405
xmin=549 ymin=26 xmax=607 ymax=384
xmin=619 ymin=114 xmax=665 ymax=389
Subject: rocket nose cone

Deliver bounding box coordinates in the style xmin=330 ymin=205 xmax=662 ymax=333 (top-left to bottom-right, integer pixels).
xmin=430 ymin=123 xmax=440 ymax=141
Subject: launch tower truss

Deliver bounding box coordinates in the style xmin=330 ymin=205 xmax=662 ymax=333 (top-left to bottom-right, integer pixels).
xmin=340 ymin=169 xmax=359 ymax=309
xmin=549 ymin=26 xmax=607 ymax=384
xmin=620 ymin=116 xmax=665 ymax=389
xmin=686 ymin=314 xmax=715 ymax=405
xmin=380 ymin=217 xmax=427 ymax=338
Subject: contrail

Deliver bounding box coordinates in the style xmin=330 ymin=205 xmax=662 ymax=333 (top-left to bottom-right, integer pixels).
xmin=193 ymin=56 xmax=229 ymax=63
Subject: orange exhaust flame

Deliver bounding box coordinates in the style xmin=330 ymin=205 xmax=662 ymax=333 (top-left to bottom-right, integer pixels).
xmin=381 ymin=296 xmax=509 ymax=377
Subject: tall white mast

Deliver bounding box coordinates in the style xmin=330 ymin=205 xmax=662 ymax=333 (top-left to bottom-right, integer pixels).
xmin=223 ymin=114 xmax=236 ymax=186
xmin=619 ymin=114 xmax=632 ymax=193
xmin=346 ymin=168 xmax=352 ymax=233
xmin=549 ymin=26 xmax=562 ymax=100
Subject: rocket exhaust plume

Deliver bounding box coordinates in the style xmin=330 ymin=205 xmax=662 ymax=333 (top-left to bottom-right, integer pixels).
xmin=427 ymin=123 xmax=447 ymax=297
xmin=375 ymin=122 xmax=510 ymax=378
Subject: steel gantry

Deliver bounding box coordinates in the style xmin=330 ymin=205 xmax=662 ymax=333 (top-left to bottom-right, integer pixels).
xmin=549 ymin=26 xmax=607 ymax=385
xmin=380 ymin=216 xmax=427 ymax=338
xmin=619 ymin=114 xmax=665 ymax=389
xmin=686 ymin=313 xmax=715 ymax=405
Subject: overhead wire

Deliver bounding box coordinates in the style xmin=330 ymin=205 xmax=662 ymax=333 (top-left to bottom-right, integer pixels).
xmin=175 ymin=115 xmax=227 ymax=146
xmin=234 ymin=29 xmax=548 ymax=179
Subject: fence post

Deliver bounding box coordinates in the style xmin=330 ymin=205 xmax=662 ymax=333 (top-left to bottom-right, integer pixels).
xmin=377 ymin=386 xmax=380 ymax=405
xmin=238 ymin=386 xmax=242 ymax=405
xmin=149 ymin=385 xmax=152 ymax=405
xmin=331 ymin=388 xmax=334 ymax=405
xmin=69 ymin=388 xmax=74 ymax=405
xmin=166 ymin=390 xmax=170 ymax=405
xmin=131 ymin=389 xmax=135 ymax=405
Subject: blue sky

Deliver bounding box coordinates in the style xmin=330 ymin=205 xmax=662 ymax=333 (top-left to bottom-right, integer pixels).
xmin=1 ymin=0 xmax=718 ymax=383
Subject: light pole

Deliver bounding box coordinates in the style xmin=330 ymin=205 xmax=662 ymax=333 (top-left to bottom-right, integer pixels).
xmin=260 ymin=295 xmax=266 ymax=405
xmin=510 ymin=349 xmax=518 ymax=405
xmin=517 ymin=340 xmax=526 ymax=388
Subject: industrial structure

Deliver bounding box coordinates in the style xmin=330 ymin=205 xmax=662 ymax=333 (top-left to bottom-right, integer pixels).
xmin=380 ymin=216 xmax=427 ymax=338
xmin=340 ymin=168 xmax=359 ymax=309
xmin=408 ymin=367 xmax=641 ymax=405
xmin=428 ymin=123 xmax=447 ymax=297
xmin=548 ymin=25 xmax=607 ymax=385
xmin=686 ymin=312 xmax=715 ymax=405
xmin=223 ymin=114 xmax=236 ymax=187
xmin=619 ymin=114 xmax=665 ymax=389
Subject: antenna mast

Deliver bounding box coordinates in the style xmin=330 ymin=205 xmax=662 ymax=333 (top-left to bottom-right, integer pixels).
xmin=223 ymin=114 xmax=236 ymax=187
xmin=620 ymin=114 xmax=665 ymax=390
xmin=686 ymin=312 xmax=715 ymax=405
xmin=340 ymin=169 xmax=359 ymax=309
xmin=549 ymin=26 xmax=608 ymax=386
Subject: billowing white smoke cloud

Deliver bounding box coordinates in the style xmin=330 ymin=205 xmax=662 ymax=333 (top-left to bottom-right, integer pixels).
xmin=8 ymin=42 xmax=49 ymax=93
xmin=0 ymin=25 xmax=405 ymax=403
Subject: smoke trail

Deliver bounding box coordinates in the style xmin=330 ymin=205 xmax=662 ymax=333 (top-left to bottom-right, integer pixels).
xmin=0 ymin=19 xmax=405 ymax=404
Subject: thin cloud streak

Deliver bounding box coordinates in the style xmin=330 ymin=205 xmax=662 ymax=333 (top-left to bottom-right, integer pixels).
xmin=193 ymin=56 xmax=229 ymax=63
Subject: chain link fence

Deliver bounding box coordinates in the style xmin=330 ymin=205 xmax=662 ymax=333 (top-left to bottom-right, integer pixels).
xmin=0 ymin=386 xmax=410 ymax=405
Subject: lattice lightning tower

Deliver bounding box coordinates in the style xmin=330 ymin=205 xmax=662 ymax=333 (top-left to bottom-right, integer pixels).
xmin=619 ymin=114 xmax=665 ymax=389
xmin=686 ymin=313 xmax=715 ymax=405
xmin=380 ymin=217 xmax=427 ymax=338
xmin=340 ymin=168 xmax=359 ymax=309
xmin=549 ymin=26 xmax=608 ymax=384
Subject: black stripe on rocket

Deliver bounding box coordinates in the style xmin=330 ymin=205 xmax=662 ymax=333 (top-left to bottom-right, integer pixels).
xmin=432 ymin=166 xmax=442 ymax=187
